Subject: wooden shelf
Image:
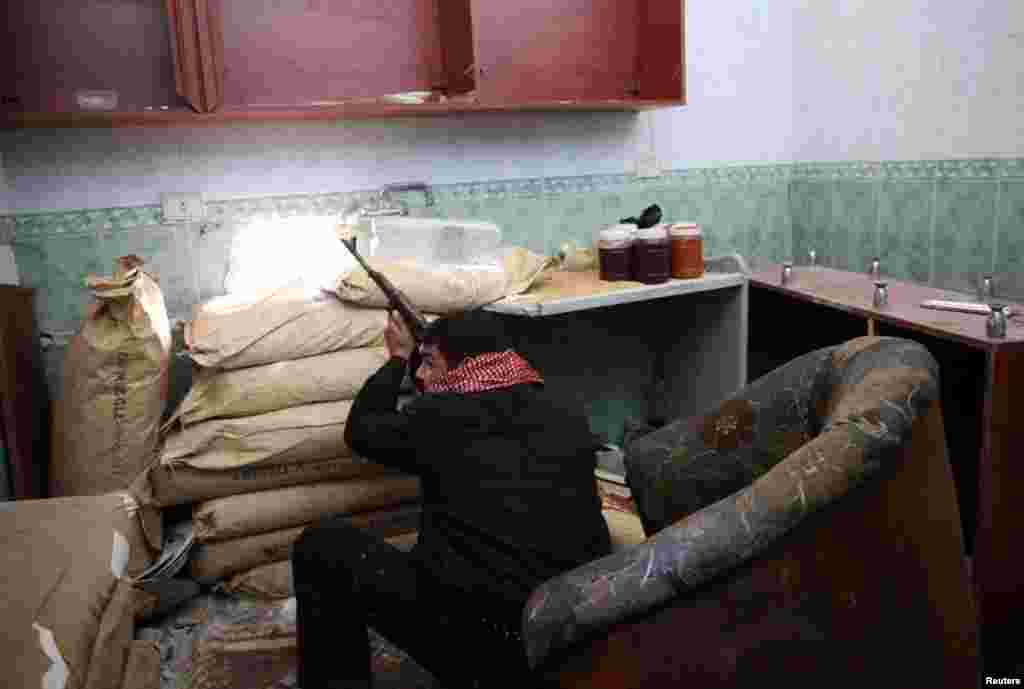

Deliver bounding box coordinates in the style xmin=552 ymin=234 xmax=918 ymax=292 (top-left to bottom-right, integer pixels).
xmin=486 ymin=269 xmax=745 ymax=318
xmin=1 ymin=98 xmax=681 ymax=130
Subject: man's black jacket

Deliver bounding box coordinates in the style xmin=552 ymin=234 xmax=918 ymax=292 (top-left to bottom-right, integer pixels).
xmin=344 ymin=356 xmax=612 ymax=608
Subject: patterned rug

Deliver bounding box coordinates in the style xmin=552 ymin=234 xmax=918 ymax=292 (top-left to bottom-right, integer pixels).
xmin=136 ymin=591 xmax=442 ymax=689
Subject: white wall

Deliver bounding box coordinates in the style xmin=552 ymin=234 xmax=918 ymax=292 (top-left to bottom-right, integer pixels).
xmin=654 ymin=0 xmax=798 ymax=168
xmin=1 ymin=112 xmax=644 ymax=212
xmin=791 ymin=0 xmax=1024 ymax=161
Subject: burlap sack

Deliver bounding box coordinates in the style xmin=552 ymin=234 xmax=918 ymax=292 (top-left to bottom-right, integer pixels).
xmin=120 ymin=641 xmax=161 ymax=689
xmin=184 ymin=286 xmax=389 ymax=370
xmin=334 ymin=246 xmax=556 ymax=313
xmin=1 ymin=492 xmax=157 ymax=689
xmin=194 ymin=474 xmax=421 ymax=542
xmin=131 ymin=455 xmax=395 ymax=508
xmin=189 ymin=505 xmax=421 ymax=584
xmin=220 ymin=531 xmax=420 ymax=601
xmin=160 ymin=400 xmax=354 ymax=470
xmin=51 ymin=255 xmax=172 ymax=497
xmin=166 ymin=346 xmax=389 ymax=428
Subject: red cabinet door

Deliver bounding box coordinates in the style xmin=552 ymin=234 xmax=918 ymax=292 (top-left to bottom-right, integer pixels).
xmin=2 ymin=0 xmax=181 ymax=113
xmin=470 ymin=0 xmax=643 ymax=103
xmin=217 ymin=0 xmax=444 ymax=108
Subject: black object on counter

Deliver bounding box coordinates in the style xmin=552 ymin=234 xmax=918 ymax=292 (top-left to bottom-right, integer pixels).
xmin=619 ymin=204 xmax=662 ymax=229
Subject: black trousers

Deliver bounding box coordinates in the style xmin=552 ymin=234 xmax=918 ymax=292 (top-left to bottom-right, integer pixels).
xmin=292 ymin=514 xmax=533 ymax=689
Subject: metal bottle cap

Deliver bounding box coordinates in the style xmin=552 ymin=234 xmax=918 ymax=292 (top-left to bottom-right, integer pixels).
xmin=873 ymin=281 xmax=889 ymax=308
xmin=987 ymin=303 xmax=1008 ymax=338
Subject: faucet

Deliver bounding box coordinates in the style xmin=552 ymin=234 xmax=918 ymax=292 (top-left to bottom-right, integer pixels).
xmin=353 ymin=182 xmax=435 ymax=218
xmin=340 ymin=182 xmax=436 ymax=255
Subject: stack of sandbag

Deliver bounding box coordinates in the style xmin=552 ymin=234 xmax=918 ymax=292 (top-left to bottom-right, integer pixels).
xmin=1 ymin=491 xmax=163 ymax=689
xmin=139 ymin=247 xmax=557 ymax=591
xmin=128 ymin=286 xmax=421 ymax=588
xmin=51 ymin=255 xmax=172 ymax=497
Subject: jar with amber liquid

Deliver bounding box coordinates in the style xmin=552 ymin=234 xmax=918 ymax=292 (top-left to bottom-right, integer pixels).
xmin=670 ymin=223 xmax=704 ymax=279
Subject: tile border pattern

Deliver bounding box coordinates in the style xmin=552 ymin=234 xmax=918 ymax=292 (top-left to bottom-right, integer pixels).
xmin=8 ymin=159 xmax=1024 ymax=242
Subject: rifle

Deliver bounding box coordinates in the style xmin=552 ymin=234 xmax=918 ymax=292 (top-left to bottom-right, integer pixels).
xmin=339 ymin=237 xmax=430 ymax=343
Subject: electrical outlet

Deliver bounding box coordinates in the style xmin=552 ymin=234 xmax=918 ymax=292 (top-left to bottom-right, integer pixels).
xmin=161 ymin=193 xmax=204 ymax=223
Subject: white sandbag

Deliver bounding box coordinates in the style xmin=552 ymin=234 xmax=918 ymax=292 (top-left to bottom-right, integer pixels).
xmin=184 ymin=286 xmax=389 ymax=370
xmin=193 ymin=474 xmax=421 ymax=542
xmin=334 ymin=246 xmax=556 ymax=313
xmin=160 ymin=400 xmax=353 ymax=470
xmin=166 ymin=346 xmax=389 ymax=428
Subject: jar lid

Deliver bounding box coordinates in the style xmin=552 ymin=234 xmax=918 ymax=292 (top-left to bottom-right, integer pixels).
xmin=599 ymin=224 xmax=635 ymax=242
xmin=634 ymin=225 xmax=669 ymax=240
xmin=670 ymin=222 xmax=701 ymax=237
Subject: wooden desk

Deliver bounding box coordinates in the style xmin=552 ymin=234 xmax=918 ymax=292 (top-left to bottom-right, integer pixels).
xmin=749 ymin=264 xmax=1024 ymax=675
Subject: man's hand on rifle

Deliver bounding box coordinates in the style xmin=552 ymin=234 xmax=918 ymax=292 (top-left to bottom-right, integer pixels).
xmin=385 ymin=310 xmax=416 ymax=361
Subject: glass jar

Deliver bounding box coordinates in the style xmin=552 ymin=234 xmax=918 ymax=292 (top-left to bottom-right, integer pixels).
xmin=597 ymin=224 xmax=634 ymax=281
xmin=632 ymin=225 xmax=671 ymax=284
xmin=670 ymin=222 xmax=704 ymax=279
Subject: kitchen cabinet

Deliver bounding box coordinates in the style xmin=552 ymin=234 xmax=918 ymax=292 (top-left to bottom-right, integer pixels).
xmin=0 ymin=288 xmax=48 ymax=500
xmin=2 ymin=0 xmax=684 ymax=127
xmin=1 ymin=0 xmax=183 ymax=114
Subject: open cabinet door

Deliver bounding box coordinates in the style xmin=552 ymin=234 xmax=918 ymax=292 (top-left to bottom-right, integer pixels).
xmin=165 ymin=0 xmax=224 ymax=113
xmin=470 ymin=0 xmax=641 ymax=103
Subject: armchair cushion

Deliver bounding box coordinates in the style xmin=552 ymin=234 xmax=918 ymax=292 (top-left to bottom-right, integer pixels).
xmin=522 ymin=337 xmax=943 ymax=671
xmin=624 ymin=336 xmax=933 ymax=535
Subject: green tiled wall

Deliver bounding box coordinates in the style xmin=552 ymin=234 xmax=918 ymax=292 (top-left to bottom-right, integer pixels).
xmin=789 ymin=159 xmax=1024 ymax=298
xmin=9 ymin=158 xmax=1024 ymax=337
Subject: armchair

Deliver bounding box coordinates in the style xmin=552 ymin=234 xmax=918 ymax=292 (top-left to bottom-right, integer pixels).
xmin=523 ymin=337 xmax=980 ymax=688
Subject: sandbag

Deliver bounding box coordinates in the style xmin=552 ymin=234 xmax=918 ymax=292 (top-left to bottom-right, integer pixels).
xmin=51 ymin=255 xmax=172 ymax=497
xmin=1 ymin=492 xmax=157 ymax=689
xmin=184 ymin=286 xmax=389 ymax=370
xmin=131 ymin=455 xmax=395 ymax=508
xmin=220 ymin=531 xmax=420 ymax=601
xmin=334 ymin=246 xmax=556 ymax=313
xmin=160 ymin=400 xmax=354 ymax=470
xmin=194 ymin=474 xmax=421 ymax=542
xmin=189 ymin=505 xmax=421 ymax=584
xmin=166 ymin=346 xmax=389 ymax=428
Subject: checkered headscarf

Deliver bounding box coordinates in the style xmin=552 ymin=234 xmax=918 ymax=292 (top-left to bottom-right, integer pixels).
xmin=423 ymin=349 xmax=543 ymax=394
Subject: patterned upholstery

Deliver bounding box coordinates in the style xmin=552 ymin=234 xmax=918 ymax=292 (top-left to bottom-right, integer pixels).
xmin=521 ymin=337 xmax=953 ymax=673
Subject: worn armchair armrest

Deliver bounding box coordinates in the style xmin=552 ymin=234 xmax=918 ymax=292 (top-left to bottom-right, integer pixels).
xmin=521 ymin=411 xmax=916 ymax=670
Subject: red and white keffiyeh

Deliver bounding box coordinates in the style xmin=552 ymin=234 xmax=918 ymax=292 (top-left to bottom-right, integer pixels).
xmin=423 ymin=349 xmax=543 ymax=394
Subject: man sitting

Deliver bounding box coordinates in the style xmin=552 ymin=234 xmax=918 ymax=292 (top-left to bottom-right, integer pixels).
xmin=292 ymin=308 xmax=612 ymax=689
